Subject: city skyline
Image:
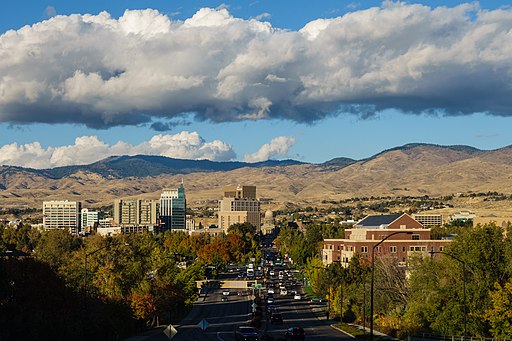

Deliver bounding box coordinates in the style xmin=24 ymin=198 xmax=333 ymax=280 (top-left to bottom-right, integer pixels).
xmin=1 ymin=1 xmax=511 ymax=168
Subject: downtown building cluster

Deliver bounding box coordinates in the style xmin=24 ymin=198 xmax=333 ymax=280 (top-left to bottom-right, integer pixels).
xmin=42 ymin=184 xmax=273 ymax=236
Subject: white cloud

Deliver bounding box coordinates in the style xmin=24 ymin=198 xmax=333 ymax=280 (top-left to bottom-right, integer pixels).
xmin=244 ymin=136 xmax=296 ymax=163
xmin=1 ymin=3 xmax=512 ymax=128
xmin=254 ymin=13 xmax=271 ymax=21
xmin=0 ymin=132 xmax=236 ymax=168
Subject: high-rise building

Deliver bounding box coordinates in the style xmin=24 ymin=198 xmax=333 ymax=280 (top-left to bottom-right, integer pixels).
xmin=43 ymin=200 xmax=81 ymax=234
xmin=113 ymin=199 xmax=158 ymax=226
xmin=160 ymin=185 xmax=186 ymax=231
xmin=218 ymin=185 xmax=261 ymax=232
xmin=412 ymin=214 xmax=443 ymax=227
xmin=81 ymin=208 xmax=100 ymax=230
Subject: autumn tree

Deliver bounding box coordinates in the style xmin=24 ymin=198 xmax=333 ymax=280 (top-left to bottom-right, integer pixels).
xmin=484 ymin=281 xmax=512 ymax=338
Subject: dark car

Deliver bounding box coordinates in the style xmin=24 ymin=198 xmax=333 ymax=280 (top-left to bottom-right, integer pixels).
xmin=285 ymin=327 xmax=305 ymax=341
xmin=270 ymin=312 xmax=283 ymax=324
xmin=235 ymin=326 xmax=259 ymax=341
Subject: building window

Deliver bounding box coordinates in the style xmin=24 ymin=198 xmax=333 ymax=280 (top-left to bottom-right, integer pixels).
xmin=439 ymin=246 xmax=444 ymax=251
xmin=402 ymin=246 xmax=406 ymax=252
xmin=412 ymin=234 xmax=420 ymax=240
xmin=389 ymin=246 xmax=397 ymax=253
xmin=337 ymin=245 xmax=340 ymax=251
xmin=361 ymin=246 xmax=368 ymax=253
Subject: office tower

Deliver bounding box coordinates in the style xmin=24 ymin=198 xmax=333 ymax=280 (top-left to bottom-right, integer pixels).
xmin=43 ymin=200 xmax=81 ymax=234
xmin=218 ymin=185 xmax=261 ymax=232
xmin=160 ymin=185 xmax=186 ymax=231
xmin=113 ymin=199 xmax=158 ymax=226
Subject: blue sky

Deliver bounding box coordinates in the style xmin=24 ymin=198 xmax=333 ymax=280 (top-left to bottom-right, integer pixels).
xmin=0 ymin=1 xmax=511 ymax=167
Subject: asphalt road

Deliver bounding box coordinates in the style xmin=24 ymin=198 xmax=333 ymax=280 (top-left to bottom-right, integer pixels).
xmin=134 ymin=287 xmax=351 ymax=341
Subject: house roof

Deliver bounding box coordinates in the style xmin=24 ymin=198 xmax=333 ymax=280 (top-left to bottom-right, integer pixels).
xmin=356 ymin=214 xmax=402 ymax=228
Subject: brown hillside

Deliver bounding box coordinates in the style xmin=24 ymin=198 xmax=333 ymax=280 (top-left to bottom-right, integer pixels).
xmin=1 ymin=144 xmax=512 ymax=209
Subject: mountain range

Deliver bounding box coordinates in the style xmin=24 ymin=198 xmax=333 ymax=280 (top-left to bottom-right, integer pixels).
xmin=1 ymin=143 xmax=512 ymax=209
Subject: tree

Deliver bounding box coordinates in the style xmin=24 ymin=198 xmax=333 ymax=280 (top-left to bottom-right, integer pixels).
xmin=34 ymin=229 xmax=80 ymax=270
xmin=484 ymin=281 xmax=512 ymax=338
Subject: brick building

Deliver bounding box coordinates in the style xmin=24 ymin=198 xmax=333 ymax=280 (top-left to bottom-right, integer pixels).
xmin=322 ymin=213 xmax=451 ymax=266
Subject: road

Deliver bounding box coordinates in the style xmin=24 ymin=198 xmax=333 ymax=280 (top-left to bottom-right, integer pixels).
xmin=135 ymin=287 xmax=351 ymax=340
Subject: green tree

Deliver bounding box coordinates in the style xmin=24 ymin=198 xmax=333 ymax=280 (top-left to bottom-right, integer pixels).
xmin=34 ymin=229 xmax=81 ymax=270
xmin=484 ymin=281 xmax=512 ymax=338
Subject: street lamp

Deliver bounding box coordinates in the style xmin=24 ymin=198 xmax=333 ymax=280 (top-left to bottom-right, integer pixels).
xmin=370 ymin=231 xmax=413 ymax=340
xmin=429 ymin=250 xmax=467 ymax=340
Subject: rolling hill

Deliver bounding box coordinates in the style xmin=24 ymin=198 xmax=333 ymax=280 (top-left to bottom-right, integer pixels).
xmin=1 ymin=143 xmax=512 ymax=209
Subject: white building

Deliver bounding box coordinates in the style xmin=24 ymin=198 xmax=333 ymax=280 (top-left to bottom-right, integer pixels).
xmin=413 ymin=214 xmax=443 ymax=227
xmin=81 ymin=208 xmax=100 ymax=231
xmin=261 ymin=210 xmax=275 ymax=235
xmin=43 ymin=201 xmax=81 ymax=234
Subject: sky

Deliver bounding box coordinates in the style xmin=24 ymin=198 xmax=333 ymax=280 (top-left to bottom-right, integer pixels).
xmin=0 ymin=0 xmax=511 ymax=168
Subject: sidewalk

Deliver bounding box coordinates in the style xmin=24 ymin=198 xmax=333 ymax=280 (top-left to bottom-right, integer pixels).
xmin=308 ymin=301 xmax=397 ymax=340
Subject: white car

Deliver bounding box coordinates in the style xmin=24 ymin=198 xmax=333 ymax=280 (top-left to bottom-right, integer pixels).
xmin=280 ymin=289 xmax=288 ymax=296
xmin=269 ymin=270 xmax=275 ymax=276
xmin=267 ymin=297 xmax=275 ymax=304
xmin=268 ymin=288 xmax=275 ymax=294
xmin=294 ymin=293 xmax=301 ymax=300
xmin=222 ymin=290 xmax=230 ymax=296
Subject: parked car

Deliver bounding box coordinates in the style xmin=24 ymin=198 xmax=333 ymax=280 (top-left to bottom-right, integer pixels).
xmin=268 ymin=287 xmax=275 ymax=294
xmin=285 ymin=327 xmax=305 ymax=341
xmin=222 ymin=289 xmax=230 ymax=296
xmin=294 ymin=292 xmax=301 ymax=300
xmin=271 ymin=312 xmax=283 ymax=324
xmin=235 ymin=326 xmax=259 ymax=341
xmin=280 ymin=288 xmax=288 ymax=296
xmin=221 ymin=296 xmax=228 ymax=302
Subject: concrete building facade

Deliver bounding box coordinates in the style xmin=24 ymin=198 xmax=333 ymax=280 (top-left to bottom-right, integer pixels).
xmin=113 ymin=199 xmax=158 ymax=226
xmin=218 ymin=185 xmax=261 ymax=232
xmin=412 ymin=214 xmax=443 ymax=227
xmin=43 ymin=200 xmax=81 ymax=234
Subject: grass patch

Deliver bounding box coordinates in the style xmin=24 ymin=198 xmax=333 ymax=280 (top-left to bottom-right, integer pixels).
xmin=303 ymin=285 xmax=325 ymax=302
xmin=333 ymin=323 xmax=368 ymax=339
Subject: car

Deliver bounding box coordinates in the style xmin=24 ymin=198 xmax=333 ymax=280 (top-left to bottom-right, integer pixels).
xmin=285 ymin=327 xmax=305 ymax=341
xmin=269 ymin=270 xmax=275 ymax=276
xmin=268 ymin=287 xmax=275 ymax=294
xmin=221 ymin=296 xmax=228 ymax=302
xmin=235 ymin=326 xmax=259 ymax=341
xmin=294 ymin=293 xmax=301 ymax=300
xmin=267 ymin=297 xmax=275 ymax=304
xmin=270 ymin=312 xmax=283 ymax=324
xmin=280 ymin=288 xmax=288 ymax=296
xmin=222 ymin=290 xmax=230 ymax=296
xmin=267 ymin=305 xmax=278 ymax=314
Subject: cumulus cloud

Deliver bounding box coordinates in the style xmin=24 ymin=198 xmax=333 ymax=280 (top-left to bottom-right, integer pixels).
xmin=0 ymin=132 xmax=236 ymax=168
xmin=244 ymin=136 xmax=296 ymax=163
xmin=1 ymin=3 xmax=512 ymax=128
